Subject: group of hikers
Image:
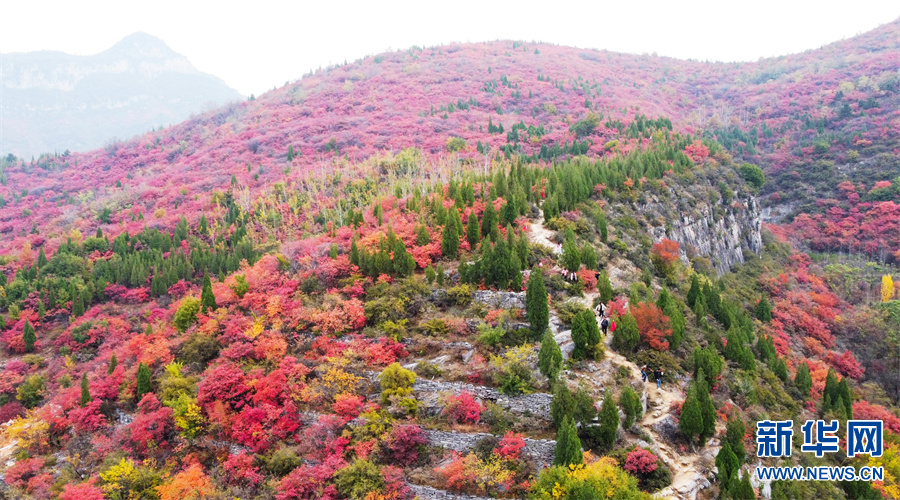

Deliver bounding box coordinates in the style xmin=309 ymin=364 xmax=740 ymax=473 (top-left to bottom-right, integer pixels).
xmin=641 ymin=365 xmax=665 ymax=389
xmin=593 ymin=302 xmax=615 ymax=336
xmin=593 ymin=301 xmax=665 ymax=389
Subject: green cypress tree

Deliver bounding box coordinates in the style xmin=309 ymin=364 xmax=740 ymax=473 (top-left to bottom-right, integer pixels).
xmin=23 ymin=320 xmax=36 ymax=352
xmin=136 ymin=362 xmax=152 ymax=401
xmin=755 ymin=297 xmax=772 ymax=322
xmin=715 ymin=442 xmax=740 ymax=487
xmin=598 ymin=388 xmax=619 ymax=450
xmin=725 ymin=413 xmax=747 ymax=463
xmin=822 ymin=368 xmax=839 ymax=415
xmin=580 ymin=245 xmax=597 ymax=271
xmin=80 ymin=373 xmax=92 ymax=407
xmin=735 ymin=471 xmax=756 ymax=499
xmin=553 ymin=415 xmax=583 ymax=466
xmin=393 ymin=240 xmax=415 ymax=277
xmin=441 ymin=210 xmax=460 ymax=259
xmin=598 ymin=212 xmax=608 ymax=243
xmin=481 ymin=201 xmax=497 ymax=238
xmin=620 ymin=385 xmax=642 ymax=429
xmin=679 ymin=384 xmax=703 ymax=445
xmin=108 ymin=354 xmax=118 ymax=375
xmin=837 ymin=378 xmax=853 ymax=419
xmin=687 ymin=274 xmax=701 ymax=308
xmin=538 ymin=330 xmax=562 ymax=383
xmin=551 ymin=383 xmax=575 ymax=430
xmin=349 ymin=234 xmax=360 ymax=266
xmin=37 ymin=247 xmax=48 ymax=268
xmin=525 ymin=268 xmax=549 ymax=341
xmin=501 ymin=200 xmax=517 ymax=227
xmin=466 ymin=211 xmax=480 ymax=249
xmin=572 ymin=309 xmax=601 ymax=360
xmin=72 ymin=290 xmax=85 ymax=317
xmin=37 ymin=300 xmax=45 ymax=320
xmin=697 ymin=369 xmax=717 ymax=446
xmin=200 ymin=274 xmax=217 ymax=312
xmin=612 ymin=313 xmax=640 ymax=352
xmin=561 ymin=228 xmax=581 ymax=273
xmin=425 ymin=265 xmax=436 ymax=284
xmin=597 ymin=270 xmax=613 ymax=303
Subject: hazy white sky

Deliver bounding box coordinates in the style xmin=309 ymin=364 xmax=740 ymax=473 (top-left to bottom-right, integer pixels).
xmin=1 ymin=0 xmax=897 ymax=96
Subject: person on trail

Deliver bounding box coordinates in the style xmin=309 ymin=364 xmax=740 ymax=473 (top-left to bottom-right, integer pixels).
xmin=640 ymin=365 xmax=648 ymax=383
xmin=609 ymin=317 xmax=616 ymax=334
xmin=654 ymin=369 xmax=664 ymax=389
xmin=594 ymin=302 xmax=604 ymax=318
xmin=600 ymin=315 xmax=610 ymax=336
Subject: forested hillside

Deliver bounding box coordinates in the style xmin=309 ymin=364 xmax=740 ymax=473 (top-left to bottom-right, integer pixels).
xmin=0 ymin=19 xmax=898 ymax=500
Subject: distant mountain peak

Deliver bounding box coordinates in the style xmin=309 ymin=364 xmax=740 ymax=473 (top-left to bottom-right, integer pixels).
xmin=105 ymin=32 xmax=180 ymax=59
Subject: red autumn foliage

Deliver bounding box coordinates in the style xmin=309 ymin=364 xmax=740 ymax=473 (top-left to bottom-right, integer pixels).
xmin=494 ymin=432 xmax=526 ymax=460
xmin=381 ymin=424 xmax=427 ymax=466
xmin=59 ymin=481 xmax=105 ymax=500
xmin=624 ymin=448 xmax=659 ymax=475
xmin=4 ymin=457 xmax=44 ymax=488
xmin=827 ymin=349 xmax=865 ymax=380
xmin=630 ymin=302 xmax=672 ymax=351
xmin=129 ymin=394 xmax=174 ymax=454
xmin=442 ymin=392 xmax=484 ymax=424
xmin=852 ymin=401 xmax=900 ymax=435
xmin=223 ymin=452 xmax=264 ymax=487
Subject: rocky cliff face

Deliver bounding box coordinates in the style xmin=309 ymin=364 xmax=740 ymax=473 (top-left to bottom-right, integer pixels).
xmin=650 ymin=195 xmax=763 ymax=275
xmin=1 ymin=32 xmax=240 ymax=157
xmin=611 ymin=170 xmax=763 ymax=277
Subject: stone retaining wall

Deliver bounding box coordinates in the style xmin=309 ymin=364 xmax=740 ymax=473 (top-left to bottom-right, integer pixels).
xmin=407 ymin=483 xmax=494 ymax=500
xmin=422 ymin=429 xmax=556 ymax=468
xmin=412 ymin=379 xmax=551 ymax=420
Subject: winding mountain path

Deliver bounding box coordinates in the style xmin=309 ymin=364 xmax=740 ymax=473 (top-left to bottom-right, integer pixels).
xmin=526 ymin=210 xmax=717 ymax=500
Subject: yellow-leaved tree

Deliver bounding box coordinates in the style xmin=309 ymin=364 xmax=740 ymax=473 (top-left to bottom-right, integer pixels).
xmin=884 ymin=275 xmax=896 ymax=303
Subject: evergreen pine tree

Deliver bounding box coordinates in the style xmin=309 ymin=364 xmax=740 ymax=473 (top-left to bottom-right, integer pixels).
xmin=837 ymin=378 xmax=853 ymax=419
xmin=23 ymin=320 xmax=36 ymax=352
xmin=755 ymin=297 xmax=772 ymax=322
xmin=735 ymin=471 xmax=756 ymax=499
xmin=550 ymin=383 xmax=575 ymax=430
xmin=441 ymin=209 xmax=460 ymax=259
xmin=525 ymin=268 xmax=549 ymax=341
xmin=200 ymin=274 xmax=217 ymax=312
xmin=466 ymin=211 xmax=480 ymax=249
xmin=80 ymin=373 xmax=91 ymax=407
xmin=715 ymin=442 xmax=740 ymax=488
xmin=572 ymin=309 xmax=600 ymax=360
xmin=598 ymin=212 xmax=608 ymax=242
xmin=620 ymin=385 xmax=642 ymax=428
xmin=580 ymin=245 xmax=597 ymax=271
xmin=598 ymin=388 xmax=619 ymax=450
xmin=561 ymin=228 xmax=581 ymax=272
xmin=37 ymin=247 xmax=48 ymax=268
xmin=725 ymin=413 xmax=747 ymax=463
xmin=612 ymin=313 xmax=640 ymax=352
xmin=481 ymin=201 xmax=497 ymax=238
xmin=72 ymin=290 xmax=85 ymax=317
xmin=553 ymin=415 xmax=583 ymax=466
xmin=679 ymin=384 xmax=703 ymax=445
xmin=697 ymin=369 xmax=717 ymax=446
xmin=687 ymin=274 xmax=701 ymax=308
xmin=349 ymin=234 xmax=360 ymax=266
xmin=538 ymin=330 xmax=562 ymax=382
xmin=108 ymin=354 xmax=118 ymax=375
xmin=597 ymin=270 xmax=613 ymax=303
xmin=136 ymin=362 xmax=152 ymax=401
